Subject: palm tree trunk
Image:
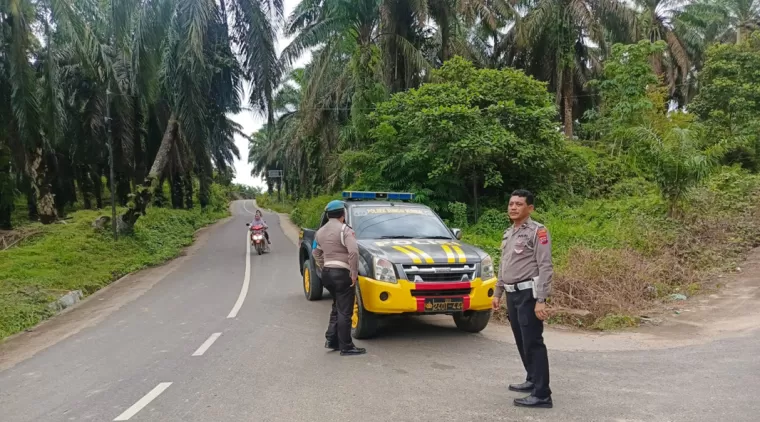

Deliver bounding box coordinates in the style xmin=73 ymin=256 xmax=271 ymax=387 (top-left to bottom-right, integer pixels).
xmin=153 ymin=176 xmax=167 ymax=207
xmin=0 ymin=146 xmax=13 ymax=230
xmin=562 ymin=72 xmax=574 ymax=139
xmin=133 ymin=97 xmax=146 ymax=184
xmin=79 ymin=165 xmax=93 ymax=210
xmin=439 ymin=13 xmax=450 ymax=62
xmin=198 ymin=156 xmax=212 ymax=209
xmin=116 ymin=114 xmax=178 ymax=233
xmin=171 ymin=172 xmax=184 ymax=209
xmin=27 ymin=148 xmax=58 ymax=224
xmin=184 ymin=175 xmax=194 ymax=209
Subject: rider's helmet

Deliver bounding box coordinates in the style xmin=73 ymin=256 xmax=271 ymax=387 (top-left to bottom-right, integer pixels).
xmin=325 ymin=200 xmax=345 ymax=212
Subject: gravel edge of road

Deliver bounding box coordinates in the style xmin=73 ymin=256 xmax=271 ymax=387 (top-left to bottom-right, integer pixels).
xmin=276 ymin=212 xmax=300 ymax=246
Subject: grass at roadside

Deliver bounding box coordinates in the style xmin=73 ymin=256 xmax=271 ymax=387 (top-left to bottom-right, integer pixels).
xmin=255 ymin=193 xmax=296 ymax=214
xmin=0 ymin=205 xmax=228 ymax=341
xmin=282 ymin=167 xmax=760 ymax=330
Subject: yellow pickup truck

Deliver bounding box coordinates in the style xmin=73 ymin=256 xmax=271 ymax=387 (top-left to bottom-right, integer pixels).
xmin=298 ymin=192 xmax=497 ymax=339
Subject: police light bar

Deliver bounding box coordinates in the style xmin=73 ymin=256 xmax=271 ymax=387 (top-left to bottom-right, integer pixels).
xmin=342 ymin=191 xmax=415 ymax=201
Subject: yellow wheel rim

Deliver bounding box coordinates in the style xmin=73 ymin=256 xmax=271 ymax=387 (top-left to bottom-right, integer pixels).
xmin=304 ymin=268 xmax=310 ymax=293
xmin=351 ymin=295 xmax=359 ymax=329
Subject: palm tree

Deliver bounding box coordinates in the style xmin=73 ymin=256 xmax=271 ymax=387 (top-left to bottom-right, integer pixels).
xmin=683 ymin=0 xmax=759 ymax=44
xmin=120 ymin=0 xmax=283 ymax=230
xmin=509 ymin=0 xmax=623 ymax=138
xmin=623 ymin=0 xmax=705 ymax=105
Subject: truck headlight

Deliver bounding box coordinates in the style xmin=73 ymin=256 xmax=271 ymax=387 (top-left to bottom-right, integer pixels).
xmin=374 ymin=257 xmax=397 ymax=284
xmin=481 ymin=255 xmax=495 ymax=279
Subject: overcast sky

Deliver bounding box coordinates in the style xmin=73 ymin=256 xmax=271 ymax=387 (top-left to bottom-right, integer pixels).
xmin=229 ymin=0 xmax=309 ymax=188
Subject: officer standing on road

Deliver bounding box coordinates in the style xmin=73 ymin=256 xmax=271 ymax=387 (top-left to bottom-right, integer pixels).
xmin=312 ymin=200 xmax=367 ymax=356
xmin=492 ymin=189 xmax=554 ymax=408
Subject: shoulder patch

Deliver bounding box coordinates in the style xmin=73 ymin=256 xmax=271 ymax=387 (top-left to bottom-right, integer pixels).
xmin=537 ymin=227 xmax=549 ymax=245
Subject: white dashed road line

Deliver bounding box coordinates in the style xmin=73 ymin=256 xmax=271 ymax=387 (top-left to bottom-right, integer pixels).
xmin=116 ymin=201 xmax=250 ymax=420
xmin=192 ymin=332 xmax=222 ymax=357
xmin=227 ymin=230 xmax=251 ymax=319
xmin=113 ymin=382 xmax=173 ymax=421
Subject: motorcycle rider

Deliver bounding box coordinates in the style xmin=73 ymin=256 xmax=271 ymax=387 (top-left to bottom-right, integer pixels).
xmin=250 ymin=210 xmax=271 ymax=245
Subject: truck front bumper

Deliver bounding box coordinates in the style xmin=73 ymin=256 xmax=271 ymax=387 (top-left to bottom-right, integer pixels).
xmin=358 ymin=276 xmax=498 ymax=314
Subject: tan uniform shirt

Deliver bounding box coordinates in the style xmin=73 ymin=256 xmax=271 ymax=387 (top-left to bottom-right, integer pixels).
xmin=312 ymin=219 xmax=359 ymax=280
xmin=495 ymin=218 xmax=553 ymax=300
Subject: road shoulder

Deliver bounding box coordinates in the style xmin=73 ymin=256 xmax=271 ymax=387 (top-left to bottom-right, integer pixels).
xmin=0 ymin=214 xmax=232 ymax=372
xmin=276 ymin=212 xmax=300 ymax=246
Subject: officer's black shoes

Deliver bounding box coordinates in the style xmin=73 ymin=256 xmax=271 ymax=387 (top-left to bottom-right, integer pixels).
xmin=340 ymin=346 xmax=366 ymax=356
xmin=508 ymin=381 xmax=535 ymax=392
xmin=513 ymin=395 xmax=553 ymax=408
xmin=325 ymin=340 xmax=339 ymax=351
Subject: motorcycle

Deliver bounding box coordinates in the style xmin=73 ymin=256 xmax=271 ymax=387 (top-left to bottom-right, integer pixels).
xmin=246 ymin=223 xmax=269 ymax=255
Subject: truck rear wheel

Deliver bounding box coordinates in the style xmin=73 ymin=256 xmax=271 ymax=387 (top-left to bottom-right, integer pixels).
xmin=302 ymin=260 xmax=323 ymax=301
xmin=453 ymin=310 xmax=492 ymax=333
xmin=351 ymin=284 xmax=378 ymax=339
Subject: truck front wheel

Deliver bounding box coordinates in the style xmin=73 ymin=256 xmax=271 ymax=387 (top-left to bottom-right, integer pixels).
xmin=302 ymin=260 xmax=323 ymax=301
xmin=453 ymin=310 xmax=492 ymax=333
xmin=351 ymin=284 xmax=378 ymax=339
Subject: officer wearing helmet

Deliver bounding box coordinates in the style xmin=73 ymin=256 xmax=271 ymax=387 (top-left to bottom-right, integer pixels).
xmin=312 ymin=200 xmax=366 ymax=356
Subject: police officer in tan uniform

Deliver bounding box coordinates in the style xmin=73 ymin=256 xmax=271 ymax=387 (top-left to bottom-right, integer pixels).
xmin=312 ymin=200 xmax=366 ymax=356
xmin=492 ymin=189 xmax=553 ymax=408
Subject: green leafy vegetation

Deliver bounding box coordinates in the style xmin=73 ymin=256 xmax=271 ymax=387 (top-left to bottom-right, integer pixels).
xmin=255 ymin=10 xmax=760 ymax=329
xmin=0 ymin=0 xmax=279 ymax=231
xmin=255 ymin=193 xmax=296 ymax=214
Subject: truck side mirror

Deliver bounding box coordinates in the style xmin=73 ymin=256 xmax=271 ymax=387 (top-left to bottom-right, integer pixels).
xmin=451 ymin=228 xmax=463 ymax=240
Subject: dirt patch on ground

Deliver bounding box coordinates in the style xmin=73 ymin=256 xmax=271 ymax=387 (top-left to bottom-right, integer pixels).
xmin=0 ymin=228 xmax=42 ymax=250
xmin=483 ymin=247 xmax=760 ymax=352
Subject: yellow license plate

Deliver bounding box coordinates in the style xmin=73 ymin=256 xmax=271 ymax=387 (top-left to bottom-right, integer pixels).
xmin=423 ymin=298 xmax=463 ymax=312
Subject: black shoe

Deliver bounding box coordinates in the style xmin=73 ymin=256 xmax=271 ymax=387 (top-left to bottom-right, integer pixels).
xmin=513 ymin=395 xmax=553 ymax=408
xmin=509 ymin=381 xmax=535 ymax=392
xmin=325 ymin=340 xmax=339 ymax=351
xmin=340 ymin=346 xmax=366 ymax=356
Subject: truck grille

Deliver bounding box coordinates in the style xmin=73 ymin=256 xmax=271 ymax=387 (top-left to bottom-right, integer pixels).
xmin=402 ymin=264 xmax=477 ymax=283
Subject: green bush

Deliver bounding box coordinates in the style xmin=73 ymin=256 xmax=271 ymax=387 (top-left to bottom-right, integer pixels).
xmin=290 ymin=194 xmax=342 ymax=228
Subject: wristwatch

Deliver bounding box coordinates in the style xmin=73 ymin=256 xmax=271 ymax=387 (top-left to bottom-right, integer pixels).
xmin=537 ymin=298 xmax=546 ymax=303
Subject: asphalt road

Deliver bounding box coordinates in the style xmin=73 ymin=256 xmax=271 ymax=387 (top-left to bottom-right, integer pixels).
xmin=1 ymin=200 xmax=758 ymax=422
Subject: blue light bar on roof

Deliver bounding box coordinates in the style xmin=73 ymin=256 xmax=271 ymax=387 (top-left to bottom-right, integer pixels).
xmin=342 ymin=191 xmax=415 ymax=201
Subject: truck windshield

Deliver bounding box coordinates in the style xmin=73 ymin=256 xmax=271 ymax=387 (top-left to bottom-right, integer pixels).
xmin=350 ymin=206 xmax=453 ymax=240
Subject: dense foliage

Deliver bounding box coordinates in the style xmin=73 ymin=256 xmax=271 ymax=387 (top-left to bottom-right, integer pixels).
xmin=247 ymin=0 xmax=760 ymax=327
xmin=0 ymin=0 xmax=281 ymax=231
xmin=343 ymin=57 xmax=563 ymax=216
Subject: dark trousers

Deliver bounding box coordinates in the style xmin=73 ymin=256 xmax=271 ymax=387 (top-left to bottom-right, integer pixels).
xmin=507 ymin=288 xmax=551 ymax=398
xmin=322 ymin=267 xmax=355 ymax=351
